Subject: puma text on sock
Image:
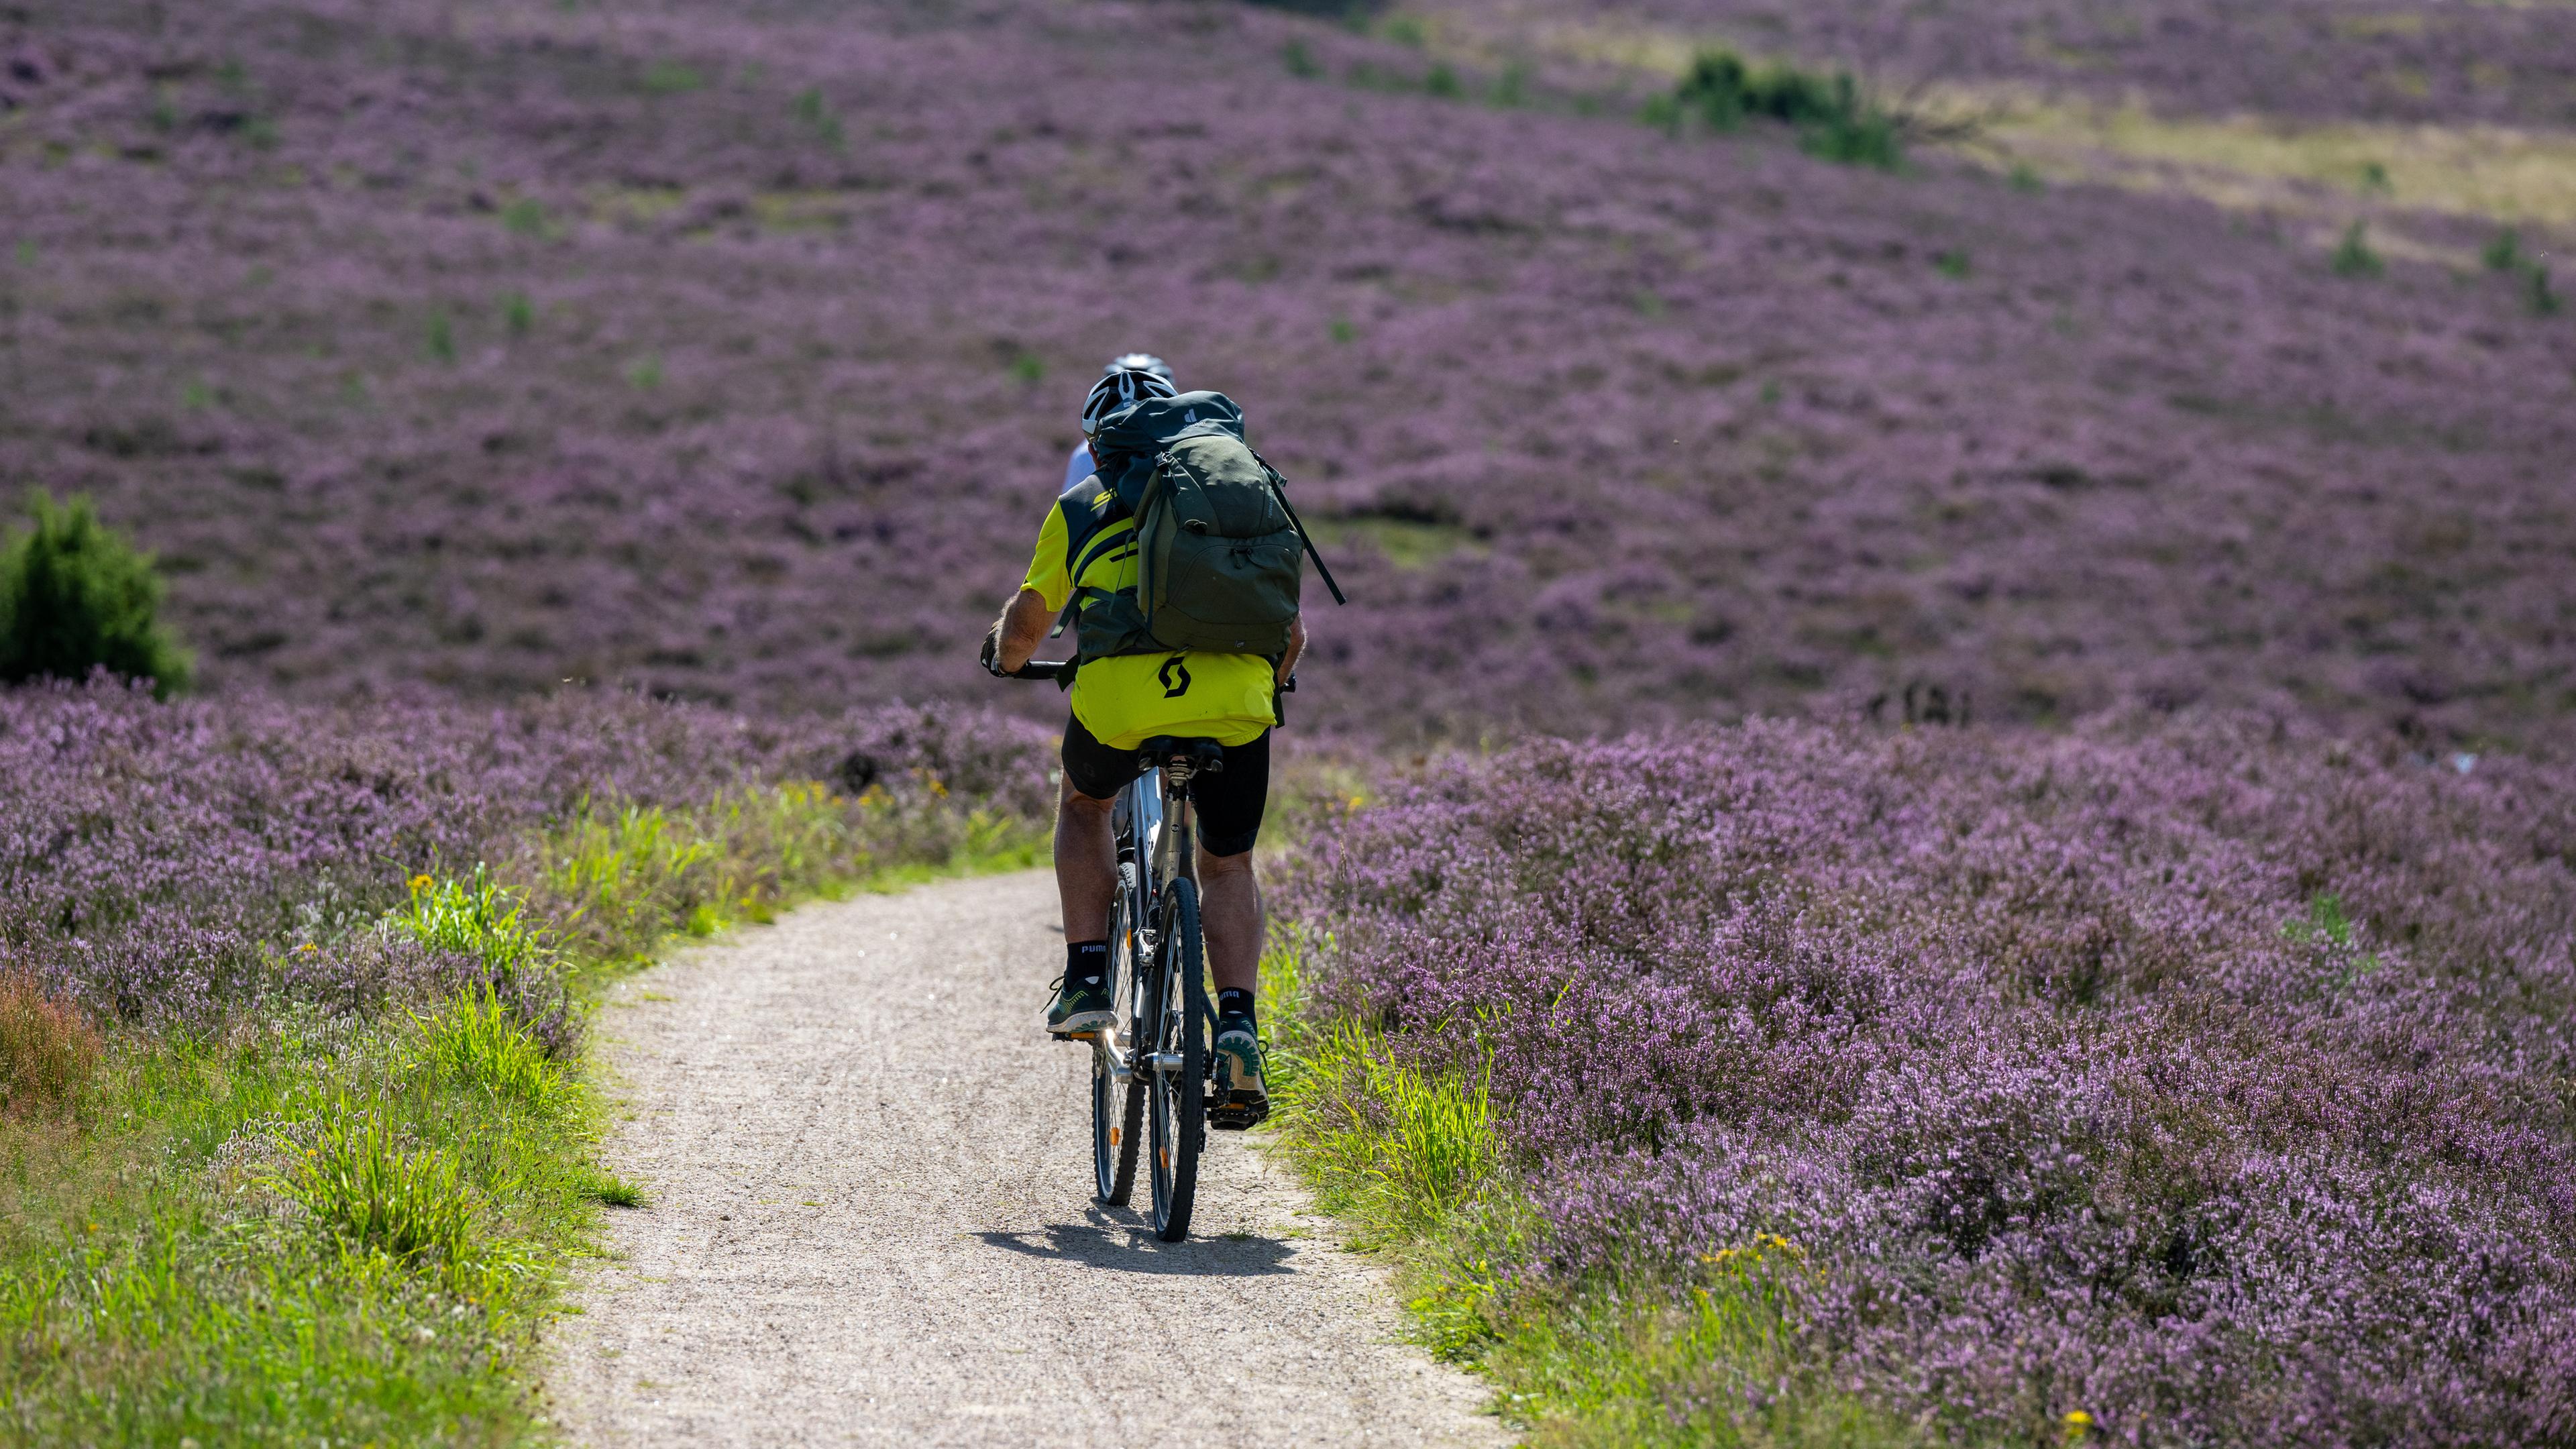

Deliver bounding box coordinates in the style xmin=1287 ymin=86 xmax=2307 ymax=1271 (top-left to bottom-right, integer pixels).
xmin=1217 ymin=987 xmax=1256 ymax=1032
xmin=1066 ymin=940 xmax=1110 ymax=989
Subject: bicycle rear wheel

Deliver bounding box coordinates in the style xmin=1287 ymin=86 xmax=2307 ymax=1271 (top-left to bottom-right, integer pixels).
xmin=1145 ymin=877 xmax=1208 ymax=1242
xmin=1091 ymin=892 xmax=1143 ymax=1206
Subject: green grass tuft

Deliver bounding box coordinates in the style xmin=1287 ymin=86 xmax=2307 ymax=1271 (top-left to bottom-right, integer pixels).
xmin=640 ymin=60 xmax=703 ymax=95
xmin=286 ymin=1104 xmax=478 ymax=1264
xmin=584 ymin=1172 xmax=647 ymax=1209
xmin=500 ymin=196 xmax=549 ymax=238
xmin=416 ymin=985 xmax=558 ymax=1104
xmin=791 ymin=87 xmax=847 ymax=148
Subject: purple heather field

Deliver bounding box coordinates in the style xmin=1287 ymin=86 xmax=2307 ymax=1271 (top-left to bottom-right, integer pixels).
xmin=0 ymin=680 xmax=1053 ymax=1030
xmin=6 ymin=0 xmax=2576 ymax=1440
xmin=1285 ymin=716 xmax=2576 ymax=1442
xmin=2 ymin=0 xmax=2571 ymax=742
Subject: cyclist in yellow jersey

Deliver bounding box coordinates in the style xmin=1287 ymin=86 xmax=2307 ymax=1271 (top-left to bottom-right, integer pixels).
xmin=985 ymin=364 xmax=1304 ymax=1126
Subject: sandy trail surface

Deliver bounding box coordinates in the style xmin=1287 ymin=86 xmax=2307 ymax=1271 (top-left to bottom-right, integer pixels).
xmin=546 ymin=869 xmax=1507 ymax=1448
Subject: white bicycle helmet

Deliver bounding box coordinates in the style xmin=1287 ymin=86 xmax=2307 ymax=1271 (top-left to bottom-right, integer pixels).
xmin=1081 ymin=365 xmax=1177 ymax=436
xmin=1106 ymin=352 xmax=1175 ymax=386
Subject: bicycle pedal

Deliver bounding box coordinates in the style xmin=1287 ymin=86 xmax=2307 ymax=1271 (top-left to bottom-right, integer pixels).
xmin=1207 ymin=1094 xmax=1269 ymax=1132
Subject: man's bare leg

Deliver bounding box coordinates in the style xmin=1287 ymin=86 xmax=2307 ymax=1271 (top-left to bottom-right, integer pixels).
xmin=1200 ymin=843 xmax=1270 ymax=1126
xmin=1042 ymin=775 xmax=1122 ymax=1036
xmin=1196 ymin=845 xmax=1262 ymax=998
xmin=1055 ymin=773 xmax=1116 ymax=942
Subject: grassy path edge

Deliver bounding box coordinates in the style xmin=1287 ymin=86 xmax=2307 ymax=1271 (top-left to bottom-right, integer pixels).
xmin=1 ymin=782 xmax=1046 ymax=1444
xmin=1256 ymin=935 xmax=1932 ymax=1449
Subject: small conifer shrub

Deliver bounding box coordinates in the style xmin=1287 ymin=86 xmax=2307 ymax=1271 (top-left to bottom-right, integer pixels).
xmin=2330 ymin=221 xmax=2383 ymax=278
xmin=0 ymin=491 xmax=194 ymax=696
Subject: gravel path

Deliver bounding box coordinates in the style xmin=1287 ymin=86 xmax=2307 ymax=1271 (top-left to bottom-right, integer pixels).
xmin=545 ymin=869 xmax=1509 ymax=1448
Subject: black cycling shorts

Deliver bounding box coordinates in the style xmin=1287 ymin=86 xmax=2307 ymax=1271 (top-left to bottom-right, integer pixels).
xmin=1061 ymin=714 xmax=1271 ymax=859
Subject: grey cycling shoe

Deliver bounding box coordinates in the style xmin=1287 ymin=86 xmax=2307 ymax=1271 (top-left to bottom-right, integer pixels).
xmin=1208 ymin=1018 xmax=1269 ymax=1130
xmin=1044 ymin=972 xmax=1114 ymax=1038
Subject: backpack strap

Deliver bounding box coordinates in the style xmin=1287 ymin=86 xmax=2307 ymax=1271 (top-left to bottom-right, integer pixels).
xmin=1248 ymin=450 xmax=1348 ymax=606
xmin=1052 ymin=479 xmax=1134 ymax=638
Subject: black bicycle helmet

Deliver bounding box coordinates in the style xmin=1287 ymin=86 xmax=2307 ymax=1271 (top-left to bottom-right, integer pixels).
xmin=1081 ymin=365 xmax=1177 ymax=436
xmin=1105 ymin=352 xmax=1175 ymax=387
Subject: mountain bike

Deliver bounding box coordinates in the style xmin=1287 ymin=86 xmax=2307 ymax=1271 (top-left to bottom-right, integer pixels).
xmin=1005 ymin=659 xmax=1220 ymax=1242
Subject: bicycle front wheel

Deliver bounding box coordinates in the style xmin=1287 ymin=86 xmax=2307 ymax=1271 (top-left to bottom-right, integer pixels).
xmin=1091 ymin=892 xmax=1143 ymax=1207
xmin=1145 ymin=877 xmax=1208 ymax=1242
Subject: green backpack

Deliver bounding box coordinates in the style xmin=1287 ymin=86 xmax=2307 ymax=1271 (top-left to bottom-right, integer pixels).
xmin=1067 ymin=390 xmax=1344 ymax=661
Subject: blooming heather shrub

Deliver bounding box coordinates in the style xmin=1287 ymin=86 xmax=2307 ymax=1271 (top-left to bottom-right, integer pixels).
xmin=0 ymin=680 xmax=1055 ymax=1028
xmin=1281 ymin=719 xmax=2576 ymax=1444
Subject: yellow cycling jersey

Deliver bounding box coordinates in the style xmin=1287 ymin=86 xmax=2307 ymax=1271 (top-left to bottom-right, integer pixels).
xmin=1022 ymin=496 xmax=1279 ymax=751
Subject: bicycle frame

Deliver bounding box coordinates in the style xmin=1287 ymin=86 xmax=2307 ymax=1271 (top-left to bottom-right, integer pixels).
xmin=1092 ymin=757 xmax=1201 ymax=1090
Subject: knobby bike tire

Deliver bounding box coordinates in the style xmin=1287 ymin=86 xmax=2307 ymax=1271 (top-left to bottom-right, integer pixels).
xmin=1146 ymin=877 xmax=1208 ymax=1242
xmin=1091 ymin=890 xmax=1144 ymax=1206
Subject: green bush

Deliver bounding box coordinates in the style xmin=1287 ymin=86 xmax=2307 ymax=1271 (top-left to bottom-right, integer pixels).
xmin=0 ymin=491 xmax=193 ymax=696
xmin=2529 ymin=264 xmax=2561 ymax=317
xmin=1670 ymin=48 xmax=1900 ymax=168
xmin=2331 ymin=220 xmax=2383 ymax=278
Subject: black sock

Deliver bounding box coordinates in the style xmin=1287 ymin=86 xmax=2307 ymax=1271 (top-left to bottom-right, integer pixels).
xmin=1067 ymin=941 xmax=1108 ymax=990
xmin=1218 ymin=988 xmax=1256 ymax=1029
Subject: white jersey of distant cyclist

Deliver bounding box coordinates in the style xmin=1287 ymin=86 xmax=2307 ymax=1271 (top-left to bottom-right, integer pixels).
xmin=1063 ymin=440 xmax=1095 ymax=492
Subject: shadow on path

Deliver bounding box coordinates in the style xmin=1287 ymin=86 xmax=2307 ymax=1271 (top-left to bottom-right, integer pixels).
xmin=976 ymin=1207 xmax=1297 ymax=1277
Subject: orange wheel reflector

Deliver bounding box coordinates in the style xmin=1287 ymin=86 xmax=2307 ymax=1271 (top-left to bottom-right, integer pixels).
xmin=1110 ymin=1128 xmax=1121 ymax=1146
xmin=1159 ymin=1148 xmax=1170 ymax=1170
